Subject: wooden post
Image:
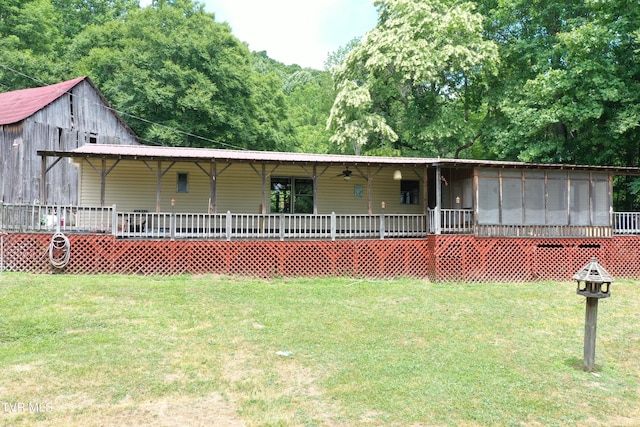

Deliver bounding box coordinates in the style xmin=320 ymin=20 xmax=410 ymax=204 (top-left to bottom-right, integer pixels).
xmin=225 ymin=211 xmax=232 ymax=241
xmin=435 ymin=165 xmax=442 ymax=235
xmin=210 ymin=161 xmax=216 ymax=213
xmin=330 ymin=212 xmax=336 ymax=241
xmin=170 ymin=198 xmax=175 ymax=241
xmin=40 ymin=156 xmax=47 ymax=204
xmin=583 ymin=297 xmax=599 ymax=371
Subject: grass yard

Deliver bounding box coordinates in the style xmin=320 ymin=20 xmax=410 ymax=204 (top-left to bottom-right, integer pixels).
xmin=0 ymin=273 xmax=638 ymax=426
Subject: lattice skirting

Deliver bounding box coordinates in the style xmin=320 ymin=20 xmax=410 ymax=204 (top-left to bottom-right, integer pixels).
xmin=1 ymin=234 xmax=639 ymax=282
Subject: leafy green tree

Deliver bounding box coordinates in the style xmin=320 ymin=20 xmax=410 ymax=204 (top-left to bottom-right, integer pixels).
xmin=328 ymin=0 xmax=499 ymax=157
xmin=251 ymin=51 xmax=335 ymax=153
xmin=286 ymin=70 xmax=335 ymax=153
xmin=66 ymin=0 xmax=295 ymax=150
xmin=0 ymin=0 xmax=63 ymax=88
xmin=51 ymin=0 xmax=138 ymax=40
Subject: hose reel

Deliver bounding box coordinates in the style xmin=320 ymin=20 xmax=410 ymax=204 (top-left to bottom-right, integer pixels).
xmin=49 ymin=232 xmax=70 ymax=269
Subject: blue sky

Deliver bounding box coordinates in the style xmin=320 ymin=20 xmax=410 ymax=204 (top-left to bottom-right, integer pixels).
xmin=141 ymin=0 xmax=378 ymax=70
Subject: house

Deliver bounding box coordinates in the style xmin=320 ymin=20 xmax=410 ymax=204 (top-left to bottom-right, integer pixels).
xmin=2 ymin=78 xmax=640 ymax=281
xmin=0 ymin=76 xmax=139 ymax=205
xmin=35 ymin=143 xmax=640 ymax=238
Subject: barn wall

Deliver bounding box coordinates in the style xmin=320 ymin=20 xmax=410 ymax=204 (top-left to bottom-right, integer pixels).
xmin=1 ymin=80 xmax=138 ymax=205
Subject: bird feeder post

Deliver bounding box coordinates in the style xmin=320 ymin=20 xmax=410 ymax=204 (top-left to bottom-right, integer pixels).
xmin=573 ymin=257 xmax=613 ymax=372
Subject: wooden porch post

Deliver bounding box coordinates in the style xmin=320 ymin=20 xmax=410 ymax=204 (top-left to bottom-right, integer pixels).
xmin=143 ymin=160 xmax=174 ymax=212
xmin=423 ymin=165 xmax=428 ymax=216
xmin=210 ymin=161 xmax=217 ymax=213
xmin=313 ymin=164 xmax=318 ymax=215
xmin=156 ymin=160 xmax=162 ymax=213
xmin=367 ymin=166 xmax=373 ymax=215
xmin=40 ymin=155 xmax=47 ymax=204
xmin=100 ymin=158 xmax=107 ymax=207
xmin=435 ymin=164 xmax=442 ymax=234
xmin=261 ymin=164 xmax=267 ymax=214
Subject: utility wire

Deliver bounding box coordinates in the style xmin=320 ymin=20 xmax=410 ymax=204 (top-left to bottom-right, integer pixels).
xmin=0 ymin=63 xmax=249 ymax=151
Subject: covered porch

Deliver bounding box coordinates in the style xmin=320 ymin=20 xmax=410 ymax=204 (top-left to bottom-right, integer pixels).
xmin=25 ymin=144 xmax=640 ymax=240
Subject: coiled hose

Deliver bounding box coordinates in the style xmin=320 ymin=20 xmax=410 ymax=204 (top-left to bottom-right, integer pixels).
xmin=49 ymin=232 xmax=71 ymax=269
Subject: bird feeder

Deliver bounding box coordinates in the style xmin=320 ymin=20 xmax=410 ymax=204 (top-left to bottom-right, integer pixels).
xmin=573 ymin=257 xmax=613 ymax=371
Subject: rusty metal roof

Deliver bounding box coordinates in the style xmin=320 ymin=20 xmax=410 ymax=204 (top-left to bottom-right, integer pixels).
xmin=36 ymin=144 xmax=640 ymax=174
xmin=0 ymin=76 xmax=86 ymax=125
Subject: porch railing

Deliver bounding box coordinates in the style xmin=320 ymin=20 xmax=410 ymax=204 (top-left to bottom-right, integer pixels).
xmin=0 ymin=203 xmax=431 ymax=240
xmin=428 ymin=208 xmax=474 ymax=234
xmin=4 ymin=204 xmax=639 ymax=239
xmin=0 ymin=204 xmax=115 ymax=234
xmin=114 ymin=211 xmax=429 ymax=240
xmin=614 ymin=212 xmax=640 ymax=235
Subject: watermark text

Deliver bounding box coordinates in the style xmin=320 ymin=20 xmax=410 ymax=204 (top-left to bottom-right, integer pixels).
xmin=1 ymin=401 xmax=53 ymax=413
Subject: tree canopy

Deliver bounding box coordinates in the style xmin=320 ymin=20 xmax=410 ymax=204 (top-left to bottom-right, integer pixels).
xmin=328 ymin=0 xmax=499 ymax=157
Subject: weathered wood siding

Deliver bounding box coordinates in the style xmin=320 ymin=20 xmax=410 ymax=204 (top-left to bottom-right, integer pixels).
xmin=0 ymin=80 xmax=138 ymax=205
xmin=78 ymin=160 xmax=425 ymax=214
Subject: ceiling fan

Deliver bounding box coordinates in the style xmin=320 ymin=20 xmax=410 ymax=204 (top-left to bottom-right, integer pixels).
xmin=336 ymin=167 xmax=353 ymax=180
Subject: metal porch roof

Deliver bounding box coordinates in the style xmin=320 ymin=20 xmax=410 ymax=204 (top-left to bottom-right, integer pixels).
xmin=37 ymin=144 xmax=640 ymax=175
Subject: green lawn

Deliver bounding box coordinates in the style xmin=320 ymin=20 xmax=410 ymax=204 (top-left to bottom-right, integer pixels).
xmin=0 ymin=273 xmax=638 ymax=426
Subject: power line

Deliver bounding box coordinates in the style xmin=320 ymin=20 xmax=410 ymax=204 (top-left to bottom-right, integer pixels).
xmin=0 ymin=63 xmax=248 ymax=151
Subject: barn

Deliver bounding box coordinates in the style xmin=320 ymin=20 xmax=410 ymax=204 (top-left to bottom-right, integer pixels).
xmin=0 ymin=76 xmax=139 ymax=205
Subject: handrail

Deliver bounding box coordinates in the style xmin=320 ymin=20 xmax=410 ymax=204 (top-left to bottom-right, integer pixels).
xmin=0 ymin=203 xmax=115 ymax=234
xmin=114 ymin=211 xmax=428 ymax=240
xmin=4 ymin=204 xmax=640 ymax=239
xmin=614 ymin=212 xmax=640 ymax=234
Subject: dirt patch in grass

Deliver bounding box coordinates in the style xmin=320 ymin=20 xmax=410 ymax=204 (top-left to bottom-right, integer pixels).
xmin=2 ymin=392 xmax=245 ymax=427
xmin=220 ymin=346 xmax=344 ymax=426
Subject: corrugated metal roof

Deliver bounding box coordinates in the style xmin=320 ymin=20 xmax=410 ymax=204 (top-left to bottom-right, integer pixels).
xmin=0 ymin=76 xmax=86 ymax=125
xmin=66 ymin=143 xmax=436 ymax=164
xmin=35 ymin=144 xmax=640 ymax=174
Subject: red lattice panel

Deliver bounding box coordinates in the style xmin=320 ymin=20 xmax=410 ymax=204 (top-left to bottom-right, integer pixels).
xmin=2 ymin=233 xmax=640 ymax=281
xmin=608 ymin=236 xmax=640 ymax=279
xmin=1 ymin=234 xmax=50 ymax=273
xmin=431 ymin=236 xmax=627 ymax=282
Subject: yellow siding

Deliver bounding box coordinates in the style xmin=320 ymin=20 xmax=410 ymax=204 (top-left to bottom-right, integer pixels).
xmin=78 ymin=160 xmax=424 ymax=214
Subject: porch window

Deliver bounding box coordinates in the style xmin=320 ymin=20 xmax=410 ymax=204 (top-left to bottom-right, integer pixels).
xmin=478 ymin=169 xmax=499 ymax=224
xmin=502 ymin=170 xmax=523 ymax=224
xmin=547 ymin=171 xmax=568 ymax=225
xmin=177 ymin=172 xmax=188 ymax=193
xmin=477 ymin=168 xmax=611 ymax=227
xmin=592 ymin=174 xmax=610 ymax=226
xmin=570 ymin=172 xmax=590 ymax=225
xmin=524 ymin=170 xmax=545 ymax=225
xmin=270 ymin=177 xmax=313 ymax=213
xmin=400 ymin=180 xmax=419 ymax=204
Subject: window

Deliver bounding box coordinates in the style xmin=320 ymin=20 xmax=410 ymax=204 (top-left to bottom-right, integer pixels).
xmin=592 ymin=174 xmax=610 ymax=226
xmin=177 ymin=172 xmax=188 ymax=193
xmin=570 ymin=172 xmax=590 ymax=225
xmin=477 ymin=168 xmax=610 ymax=227
xmin=502 ymin=170 xmax=523 ymax=224
xmin=547 ymin=171 xmax=568 ymax=225
xmin=478 ymin=177 xmax=499 ymax=224
xmin=89 ymin=132 xmax=97 ymax=144
xmin=400 ymin=180 xmax=419 ymax=204
xmin=270 ymin=177 xmax=313 ymax=213
xmin=524 ymin=170 xmax=545 ymax=225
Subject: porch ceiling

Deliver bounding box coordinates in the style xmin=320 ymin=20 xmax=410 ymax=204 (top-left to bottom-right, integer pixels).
xmin=37 ymin=144 xmax=640 ymax=175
